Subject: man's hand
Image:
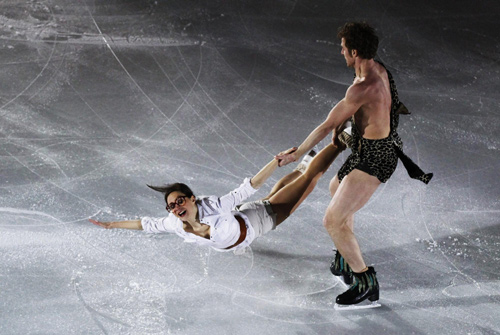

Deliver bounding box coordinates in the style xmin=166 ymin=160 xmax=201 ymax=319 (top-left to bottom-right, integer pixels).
xmin=331 ymin=121 xmax=350 ymax=148
xmin=275 ymin=147 xmax=298 ymax=167
xmin=331 ymin=128 xmax=342 ymax=148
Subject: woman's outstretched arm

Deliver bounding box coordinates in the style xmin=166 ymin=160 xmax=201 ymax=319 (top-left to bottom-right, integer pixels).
xmin=249 ymin=159 xmax=279 ymax=190
xmin=250 ymin=147 xmax=297 ymax=189
xmin=89 ymin=219 xmax=143 ymax=230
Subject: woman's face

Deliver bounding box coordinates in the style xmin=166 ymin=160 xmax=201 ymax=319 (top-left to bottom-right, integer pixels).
xmin=166 ymin=191 xmax=197 ymax=222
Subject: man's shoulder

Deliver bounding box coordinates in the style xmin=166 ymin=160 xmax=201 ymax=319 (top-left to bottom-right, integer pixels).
xmin=345 ymin=79 xmax=374 ymax=104
xmin=349 ymin=78 xmax=371 ymax=91
xmin=352 ymin=70 xmax=387 ymax=95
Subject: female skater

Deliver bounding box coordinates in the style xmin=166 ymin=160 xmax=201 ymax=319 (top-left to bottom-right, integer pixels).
xmin=90 ymin=143 xmax=345 ymax=252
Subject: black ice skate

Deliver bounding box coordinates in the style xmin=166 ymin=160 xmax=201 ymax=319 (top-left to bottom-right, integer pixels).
xmin=330 ymin=250 xmax=354 ymax=286
xmin=334 ymin=266 xmax=381 ymax=310
xmin=294 ymin=149 xmax=317 ymax=174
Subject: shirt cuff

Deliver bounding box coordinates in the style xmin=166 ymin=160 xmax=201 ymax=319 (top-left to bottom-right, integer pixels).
xmin=243 ymin=177 xmax=258 ymax=193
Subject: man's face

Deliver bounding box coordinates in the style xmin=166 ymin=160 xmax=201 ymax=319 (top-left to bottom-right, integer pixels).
xmin=341 ymin=38 xmax=355 ymax=68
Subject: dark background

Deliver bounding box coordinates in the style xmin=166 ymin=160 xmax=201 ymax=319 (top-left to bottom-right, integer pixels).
xmin=1 ymin=0 xmax=499 ymax=334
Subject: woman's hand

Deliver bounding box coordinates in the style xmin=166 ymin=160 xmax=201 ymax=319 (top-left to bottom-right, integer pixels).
xmin=89 ymin=218 xmax=143 ymax=230
xmin=89 ymin=219 xmax=114 ymax=229
xmin=275 ymin=147 xmax=298 ymax=167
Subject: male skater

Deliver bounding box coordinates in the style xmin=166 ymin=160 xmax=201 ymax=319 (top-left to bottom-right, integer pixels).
xmin=276 ymin=22 xmax=432 ymax=309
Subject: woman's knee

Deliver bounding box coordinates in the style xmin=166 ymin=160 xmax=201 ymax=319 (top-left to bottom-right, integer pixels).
xmin=303 ymin=167 xmax=323 ymax=181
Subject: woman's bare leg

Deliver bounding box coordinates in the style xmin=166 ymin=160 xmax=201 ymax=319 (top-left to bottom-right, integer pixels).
xmin=262 ymin=170 xmax=302 ymax=200
xmin=268 ymin=144 xmax=345 ymax=225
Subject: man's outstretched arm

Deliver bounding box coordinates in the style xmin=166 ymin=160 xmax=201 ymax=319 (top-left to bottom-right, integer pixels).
xmin=276 ymin=86 xmax=363 ymax=166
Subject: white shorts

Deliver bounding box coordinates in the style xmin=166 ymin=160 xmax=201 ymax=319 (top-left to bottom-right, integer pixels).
xmin=237 ymin=200 xmax=277 ymax=239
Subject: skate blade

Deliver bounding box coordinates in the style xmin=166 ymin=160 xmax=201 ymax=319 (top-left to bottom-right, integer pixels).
xmin=334 ymin=301 xmax=381 ymax=311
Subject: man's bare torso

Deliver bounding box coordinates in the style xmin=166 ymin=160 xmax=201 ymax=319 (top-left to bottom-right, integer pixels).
xmin=351 ymin=61 xmax=392 ymax=140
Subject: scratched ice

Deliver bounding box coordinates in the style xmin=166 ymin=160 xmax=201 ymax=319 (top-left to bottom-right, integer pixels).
xmin=1 ymin=1 xmax=499 ymax=334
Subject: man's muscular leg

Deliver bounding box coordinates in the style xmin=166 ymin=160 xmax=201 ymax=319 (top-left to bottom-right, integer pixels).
xmin=324 ymin=169 xmax=380 ymax=272
xmin=328 ymin=175 xmax=354 ymax=283
xmin=329 ymin=175 xmax=354 ymax=232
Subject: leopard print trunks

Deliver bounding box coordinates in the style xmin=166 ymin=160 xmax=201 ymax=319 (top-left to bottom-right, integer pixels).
xmin=337 ymin=127 xmax=398 ymax=183
xmin=337 ymin=62 xmax=433 ymax=184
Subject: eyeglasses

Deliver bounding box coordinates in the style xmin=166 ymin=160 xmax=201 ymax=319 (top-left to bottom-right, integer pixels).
xmin=166 ymin=196 xmax=188 ymax=212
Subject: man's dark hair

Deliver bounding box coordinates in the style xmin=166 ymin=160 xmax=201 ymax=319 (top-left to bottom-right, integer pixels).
xmin=337 ymin=22 xmax=379 ymax=59
xmin=147 ymin=182 xmax=195 ymax=205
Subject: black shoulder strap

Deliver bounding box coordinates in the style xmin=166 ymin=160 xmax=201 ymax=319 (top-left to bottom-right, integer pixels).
xmin=376 ymin=61 xmax=433 ymax=184
xmin=376 ymin=60 xmax=405 ymax=133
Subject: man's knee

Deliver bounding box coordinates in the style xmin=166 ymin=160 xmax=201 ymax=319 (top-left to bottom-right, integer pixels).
xmin=323 ymin=215 xmax=352 ymax=239
xmin=322 ymin=209 xmax=345 ymax=232
xmin=322 ymin=215 xmax=333 ymax=231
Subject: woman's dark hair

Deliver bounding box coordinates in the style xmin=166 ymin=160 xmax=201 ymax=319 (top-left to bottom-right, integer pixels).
xmin=337 ymin=22 xmax=379 ymax=59
xmin=147 ymin=183 xmax=195 ymax=204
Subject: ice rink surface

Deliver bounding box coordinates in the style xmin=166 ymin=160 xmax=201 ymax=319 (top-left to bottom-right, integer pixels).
xmin=1 ymin=0 xmax=499 ymax=334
